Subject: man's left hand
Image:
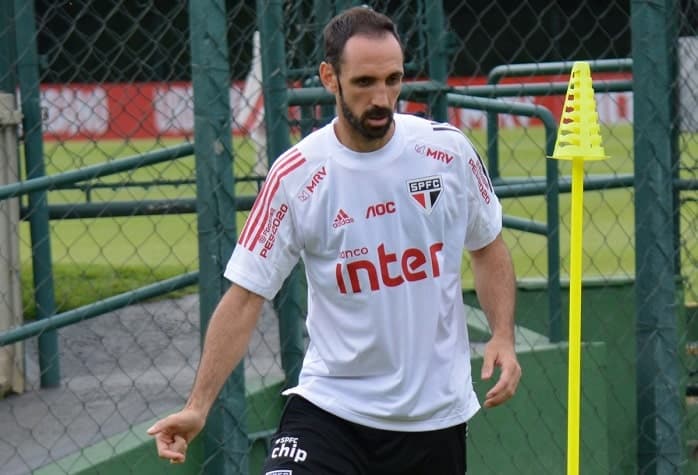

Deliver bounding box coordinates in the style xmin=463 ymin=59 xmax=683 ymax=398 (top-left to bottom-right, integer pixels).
xmin=480 ymin=337 xmax=521 ymax=408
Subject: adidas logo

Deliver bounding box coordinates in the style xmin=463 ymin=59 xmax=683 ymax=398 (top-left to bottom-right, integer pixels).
xmin=332 ymin=209 xmax=354 ymax=228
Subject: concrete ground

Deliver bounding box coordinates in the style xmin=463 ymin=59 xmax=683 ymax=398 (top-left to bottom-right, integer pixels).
xmin=0 ymin=295 xmax=283 ymax=475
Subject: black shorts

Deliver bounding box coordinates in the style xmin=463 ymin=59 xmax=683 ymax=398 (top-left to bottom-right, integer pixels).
xmin=261 ymin=396 xmax=467 ymax=475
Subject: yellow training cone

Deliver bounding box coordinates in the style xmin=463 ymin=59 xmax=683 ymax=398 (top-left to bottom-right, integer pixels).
xmin=552 ymin=61 xmax=608 ymax=161
xmin=549 ymin=61 xmax=608 ymax=475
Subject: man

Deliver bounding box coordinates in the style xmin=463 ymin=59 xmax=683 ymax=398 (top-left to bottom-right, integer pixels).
xmin=148 ymin=6 xmax=521 ymax=474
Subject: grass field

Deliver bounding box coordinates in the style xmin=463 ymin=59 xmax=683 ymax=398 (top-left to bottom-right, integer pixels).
xmin=14 ymin=124 xmax=698 ymax=318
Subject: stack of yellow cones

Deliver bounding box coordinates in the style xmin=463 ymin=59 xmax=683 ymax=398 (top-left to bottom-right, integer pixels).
xmin=549 ymin=61 xmax=609 ymax=475
xmin=552 ymin=61 xmax=608 ymax=161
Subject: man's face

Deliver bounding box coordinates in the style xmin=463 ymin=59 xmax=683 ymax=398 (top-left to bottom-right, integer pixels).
xmin=338 ymin=81 xmax=394 ymax=140
xmin=321 ymin=33 xmax=404 ymax=150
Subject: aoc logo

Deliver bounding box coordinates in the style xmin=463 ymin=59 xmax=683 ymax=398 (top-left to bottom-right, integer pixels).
xmin=365 ymin=201 xmax=396 ymax=219
xmin=407 ymin=175 xmax=443 ymax=215
xmin=414 ymin=144 xmax=454 ymax=165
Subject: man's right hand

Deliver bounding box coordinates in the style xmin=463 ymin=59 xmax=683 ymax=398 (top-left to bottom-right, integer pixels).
xmin=146 ymin=284 xmax=265 ymax=463
xmin=147 ymin=407 xmax=206 ymax=464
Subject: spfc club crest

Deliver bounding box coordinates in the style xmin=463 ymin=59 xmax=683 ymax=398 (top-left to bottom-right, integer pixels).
xmin=407 ymin=175 xmax=443 ymax=215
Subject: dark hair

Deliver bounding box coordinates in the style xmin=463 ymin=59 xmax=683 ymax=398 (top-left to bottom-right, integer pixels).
xmin=323 ymin=6 xmax=402 ymax=74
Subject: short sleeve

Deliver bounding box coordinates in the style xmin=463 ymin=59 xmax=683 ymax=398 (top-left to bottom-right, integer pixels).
xmin=462 ymin=145 xmax=502 ymax=251
xmin=224 ymin=177 xmax=302 ymax=300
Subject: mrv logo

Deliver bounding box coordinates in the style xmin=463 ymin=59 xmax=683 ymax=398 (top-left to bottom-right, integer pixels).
xmin=414 ymin=144 xmax=455 ymax=164
xmin=407 ymin=175 xmax=442 ymax=214
xmin=335 ymin=242 xmax=443 ymax=294
xmin=298 ymin=166 xmax=327 ymax=201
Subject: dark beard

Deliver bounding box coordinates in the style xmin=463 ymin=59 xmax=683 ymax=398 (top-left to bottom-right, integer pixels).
xmin=338 ymin=85 xmax=394 ymax=140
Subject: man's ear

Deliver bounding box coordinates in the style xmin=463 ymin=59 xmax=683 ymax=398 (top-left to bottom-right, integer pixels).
xmin=319 ymin=62 xmax=338 ymax=94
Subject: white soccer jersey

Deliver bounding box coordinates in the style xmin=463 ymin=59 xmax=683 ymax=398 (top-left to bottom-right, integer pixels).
xmin=224 ymin=113 xmax=502 ymax=432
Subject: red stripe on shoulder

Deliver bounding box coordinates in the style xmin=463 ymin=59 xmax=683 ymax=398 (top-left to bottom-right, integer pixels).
xmin=238 ymin=148 xmax=306 ymax=250
xmin=238 ymin=148 xmax=301 ymax=246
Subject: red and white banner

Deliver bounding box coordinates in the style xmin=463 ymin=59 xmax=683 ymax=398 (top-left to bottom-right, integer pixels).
xmin=37 ymin=73 xmax=632 ymax=141
xmin=39 ymin=81 xmax=263 ymax=141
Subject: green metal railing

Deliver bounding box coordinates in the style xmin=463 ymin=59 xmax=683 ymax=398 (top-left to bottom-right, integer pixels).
xmin=0 ymin=144 xmax=201 ymax=350
xmin=445 ymin=93 xmax=563 ymax=342
xmin=0 ymin=143 xmax=258 ymax=359
xmin=0 ymin=143 xmax=195 ymax=201
xmin=458 ymin=79 xmax=633 ymax=99
xmin=0 ymin=272 xmax=198 ymax=346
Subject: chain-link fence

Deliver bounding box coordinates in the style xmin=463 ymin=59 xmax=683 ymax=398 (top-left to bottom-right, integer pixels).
xmin=0 ymin=0 xmax=697 ymax=474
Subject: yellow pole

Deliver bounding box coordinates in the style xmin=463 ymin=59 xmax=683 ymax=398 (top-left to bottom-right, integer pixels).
xmin=566 ymin=157 xmax=585 ymax=475
xmin=548 ymin=61 xmax=608 ymax=475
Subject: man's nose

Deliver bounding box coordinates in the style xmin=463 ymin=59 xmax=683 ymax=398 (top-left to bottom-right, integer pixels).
xmin=371 ymin=84 xmax=390 ymax=108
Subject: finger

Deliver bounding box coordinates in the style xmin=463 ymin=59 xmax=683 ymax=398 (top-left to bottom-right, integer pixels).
xmin=480 ymin=352 xmax=495 ymax=380
xmin=154 ymin=434 xmax=184 ymax=460
xmin=484 ymin=369 xmax=519 ymax=407
xmin=484 ymin=379 xmax=507 ymax=405
xmin=147 ymin=418 xmax=171 ymax=435
xmin=148 ymin=413 xmax=190 ymax=435
xmin=167 ymin=435 xmax=188 ymax=464
xmin=484 ymin=392 xmax=507 ymax=408
xmin=172 ymin=434 xmax=189 ymax=455
xmin=484 ymin=378 xmax=513 ymax=407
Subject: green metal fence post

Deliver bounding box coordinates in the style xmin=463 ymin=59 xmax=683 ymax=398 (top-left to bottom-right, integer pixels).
xmin=257 ymin=0 xmax=305 ymax=388
xmin=424 ymin=0 xmax=449 ymax=122
xmin=14 ymin=0 xmax=60 ymax=388
xmin=631 ymin=0 xmax=683 ymax=473
xmin=485 ymin=105 xmax=500 ymax=182
xmin=256 ymin=0 xmax=291 ymax=188
xmin=188 ymin=1 xmax=244 ymax=473
xmin=544 ymin=129 xmax=561 ymax=343
xmin=1 ymin=1 xmax=15 ymax=93
xmin=313 ymin=0 xmax=335 ymax=124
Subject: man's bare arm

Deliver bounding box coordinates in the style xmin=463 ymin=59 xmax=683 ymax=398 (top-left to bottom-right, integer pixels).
xmin=147 ymin=283 xmax=265 ymax=462
xmin=184 ymin=283 xmax=265 ymax=414
xmin=469 ymin=233 xmax=521 ymax=407
xmin=470 ymin=234 xmax=516 ymax=342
